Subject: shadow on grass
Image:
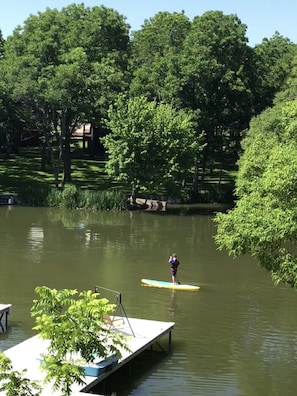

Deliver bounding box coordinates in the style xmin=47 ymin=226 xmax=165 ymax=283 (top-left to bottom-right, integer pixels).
xmin=0 ymin=153 xmax=126 ymax=195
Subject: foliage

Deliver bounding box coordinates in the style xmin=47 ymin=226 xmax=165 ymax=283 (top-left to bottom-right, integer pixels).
xmin=0 ymin=30 xmax=4 ymax=58
xmin=129 ymin=10 xmax=267 ymax=192
xmin=0 ymin=352 xmax=41 ymax=396
xmin=130 ymin=11 xmax=191 ymax=105
xmin=2 ymin=9 xmax=295 ymax=202
xmin=60 ymin=184 xmax=79 ymax=208
xmin=31 ymin=286 xmax=129 ymax=396
xmin=2 ymin=8 xmax=295 ymax=199
xmin=102 ymin=95 xmax=202 ymax=198
xmin=79 ymin=189 xmax=127 ymax=211
xmin=196 ymin=182 xmax=235 ymax=204
xmin=0 ymin=80 xmax=23 ymax=156
xmin=214 ymin=58 xmax=297 ymax=287
xmin=0 ymin=149 xmax=129 ymax=208
xmin=275 ymin=54 xmax=297 ymax=104
xmin=16 ymin=185 xmax=51 ymax=207
xmin=253 ymin=32 xmax=297 ymax=111
xmin=47 ymin=185 xmax=127 ymax=210
xmin=0 ymin=147 xmax=234 ymax=206
xmin=180 ymin=11 xmax=256 ymax=171
xmin=1 ymin=4 xmax=130 ymax=185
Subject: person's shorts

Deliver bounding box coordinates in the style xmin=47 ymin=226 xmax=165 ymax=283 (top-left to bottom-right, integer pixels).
xmin=171 ymin=267 xmax=177 ymax=276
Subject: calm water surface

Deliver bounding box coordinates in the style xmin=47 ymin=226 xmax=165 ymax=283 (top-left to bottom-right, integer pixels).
xmin=1 ymin=206 xmax=297 ymax=396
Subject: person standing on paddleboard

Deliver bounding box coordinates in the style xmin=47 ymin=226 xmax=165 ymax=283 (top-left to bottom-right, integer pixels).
xmin=169 ymin=253 xmax=180 ymax=284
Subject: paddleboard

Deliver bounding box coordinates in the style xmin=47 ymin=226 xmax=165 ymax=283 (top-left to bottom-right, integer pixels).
xmin=141 ymin=278 xmax=200 ymax=291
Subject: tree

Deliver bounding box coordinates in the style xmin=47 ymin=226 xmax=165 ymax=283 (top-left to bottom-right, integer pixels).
xmin=274 ymin=54 xmax=297 ymax=104
xmin=130 ymin=11 xmax=191 ymax=105
xmin=253 ymin=32 xmax=297 ymax=112
xmin=1 ymin=4 xmax=130 ymax=185
xmin=0 ymin=352 xmax=41 ymax=396
xmin=214 ymin=57 xmax=297 ymax=287
xmin=31 ymin=286 xmax=128 ymax=396
xmin=129 ymin=11 xmax=296 ymax=199
xmin=0 ymin=31 xmax=23 ymax=157
xmin=180 ymin=11 xmax=256 ymax=182
xmin=0 ymin=29 xmax=4 ymax=58
xmin=102 ymin=95 xmax=202 ymax=198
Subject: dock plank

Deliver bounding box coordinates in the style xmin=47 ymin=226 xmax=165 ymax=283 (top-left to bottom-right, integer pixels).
xmin=2 ymin=317 xmax=174 ymax=396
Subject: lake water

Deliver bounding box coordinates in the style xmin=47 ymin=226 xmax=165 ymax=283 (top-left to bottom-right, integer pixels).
xmin=1 ymin=206 xmax=297 ymax=395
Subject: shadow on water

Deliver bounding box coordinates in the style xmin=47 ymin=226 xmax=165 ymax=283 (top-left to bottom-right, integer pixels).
xmin=166 ymin=203 xmax=233 ymax=216
xmin=89 ymin=349 xmax=171 ymax=396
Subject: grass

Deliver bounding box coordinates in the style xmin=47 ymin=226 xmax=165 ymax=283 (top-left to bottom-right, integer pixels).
xmin=0 ymin=148 xmax=127 ymax=194
xmin=0 ymin=147 xmax=236 ymax=206
xmin=0 ymin=148 xmax=130 ymax=208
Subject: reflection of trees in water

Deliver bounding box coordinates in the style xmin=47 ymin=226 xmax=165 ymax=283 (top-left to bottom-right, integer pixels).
xmin=234 ymin=327 xmax=297 ymax=395
xmin=26 ymin=226 xmax=44 ymax=263
xmin=0 ymin=322 xmax=33 ymax=351
xmin=43 ymin=208 xmax=217 ymax=253
xmin=232 ymin=289 xmax=297 ymax=396
xmin=2 ymin=208 xmax=297 ymax=394
xmin=46 ymin=208 xmax=128 ymax=228
xmin=168 ymin=290 xmax=177 ymax=318
xmin=45 ymin=209 xmax=175 ymax=251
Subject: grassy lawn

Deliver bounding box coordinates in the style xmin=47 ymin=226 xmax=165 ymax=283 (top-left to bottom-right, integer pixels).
xmin=0 ymin=148 xmax=125 ymax=195
xmin=0 ymin=147 xmax=236 ymax=203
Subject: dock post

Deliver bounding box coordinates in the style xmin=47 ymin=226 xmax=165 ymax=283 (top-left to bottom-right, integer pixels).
xmin=0 ymin=304 xmax=11 ymax=332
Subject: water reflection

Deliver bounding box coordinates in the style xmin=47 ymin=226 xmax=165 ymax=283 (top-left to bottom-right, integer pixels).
xmin=1 ymin=207 xmax=297 ymax=395
xmin=166 ymin=291 xmax=177 ymax=319
xmin=26 ymin=226 xmax=44 ymax=263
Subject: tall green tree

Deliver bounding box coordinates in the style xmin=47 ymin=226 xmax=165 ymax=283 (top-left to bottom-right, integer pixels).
xmin=102 ymin=95 xmax=202 ymax=198
xmin=130 ymin=11 xmax=257 ymax=196
xmin=0 ymin=30 xmax=4 ymax=58
xmin=0 ymin=30 xmax=22 ymax=156
xmin=1 ymin=4 xmax=130 ymax=185
xmin=0 ymin=30 xmax=5 ymax=149
xmin=253 ymin=32 xmax=297 ymax=112
xmin=180 ymin=11 xmax=256 ymax=180
xmin=130 ymin=11 xmax=191 ymax=105
xmin=215 ymin=56 xmax=297 ymax=287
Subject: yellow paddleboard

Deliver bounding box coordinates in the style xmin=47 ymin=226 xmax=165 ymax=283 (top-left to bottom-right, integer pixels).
xmin=141 ymin=278 xmax=200 ymax=291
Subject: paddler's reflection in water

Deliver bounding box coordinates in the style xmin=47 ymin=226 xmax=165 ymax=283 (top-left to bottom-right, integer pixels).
xmin=168 ymin=290 xmax=177 ymax=318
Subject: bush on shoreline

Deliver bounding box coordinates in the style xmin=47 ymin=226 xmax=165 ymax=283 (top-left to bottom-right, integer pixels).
xmin=0 ymin=149 xmax=235 ymax=209
xmin=16 ymin=184 xmax=128 ymax=211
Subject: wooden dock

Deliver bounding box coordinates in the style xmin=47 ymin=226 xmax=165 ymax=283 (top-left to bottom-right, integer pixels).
xmin=3 ymin=316 xmax=174 ymax=395
xmin=128 ymin=196 xmax=167 ymax=212
xmin=0 ymin=304 xmax=11 ymax=332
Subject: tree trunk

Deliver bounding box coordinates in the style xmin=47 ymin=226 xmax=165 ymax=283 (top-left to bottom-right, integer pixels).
xmin=44 ymin=129 xmax=60 ymax=187
xmin=61 ymin=111 xmax=72 ymax=185
xmin=192 ymin=160 xmax=199 ymax=195
xmin=41 ymin=143 xmax=47 ymax=171
xmin=62 ymin=134 xmax=71 ymax=185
